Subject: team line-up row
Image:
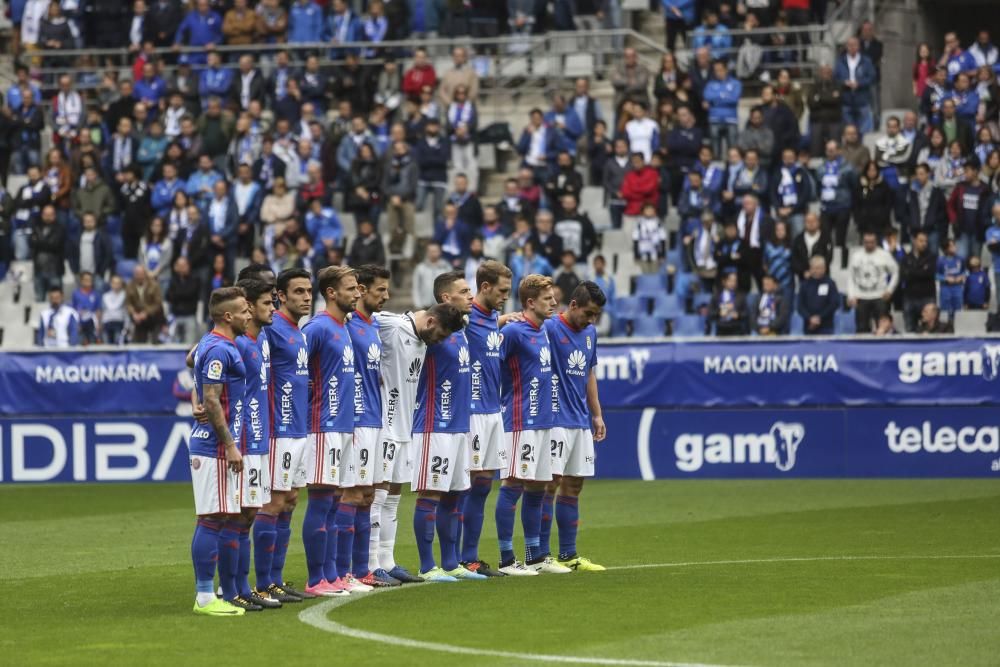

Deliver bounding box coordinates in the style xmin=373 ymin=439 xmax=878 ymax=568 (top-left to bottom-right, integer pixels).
xmin=185 ymin=260 xmax=608 ymax=615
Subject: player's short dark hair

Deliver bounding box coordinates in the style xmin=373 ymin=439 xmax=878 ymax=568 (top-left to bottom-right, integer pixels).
xmin=276 ymin=268 xmax=311 ymax=294
xmin=317 ymin=265 xmax=355 ymax=296
xmin=237 ymin=278 xmax=274 ymax=305
xmin=570 ymin=281 xmax=607 ymax=308
xmin=476 ymin=260 xmax=513 ymax=290
xmin=209 ymin=286 xmax=246 ymax=321
xmin=238 ymin=262 xmax=273 ymax=282
xmin=427 ymin=303 xmax=466 ymax=333
xmin=433 ymin=270 xmax=466 ymax=303
xmin=354 ymin=264 xmax=390 ymax=288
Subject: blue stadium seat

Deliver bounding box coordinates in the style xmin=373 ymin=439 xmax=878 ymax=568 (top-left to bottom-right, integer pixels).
xmin=672 ymin=270 xmax=697 ymax=297
xmin=691 ymin=292 xmax=712 ymax=312
xmin=790 ymin=313 xmax=805 ymax=335
xmin=115 ymin=259 xmax=138 ymax=279
xmin=612 ymin=295 xmax=643 ymax=319
xmin=665 ymin=247 xmax=682 ymax=268
xmin=631 ymin=315 xmax=667 ymax=337
xmin=672 ymin=314 xmax=706 ymax=337
xmin=610 ymin=316 xmax=631 ymax=337
xmin=633 ymin=273 xmax=665 ymax=299
xmin=651 ymin=293 xmax=682 ymax=318
xmin=835 ymin=310 xmax=857 ymax=335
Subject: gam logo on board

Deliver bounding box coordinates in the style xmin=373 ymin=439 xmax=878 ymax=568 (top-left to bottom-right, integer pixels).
xmin=674 ymin=422 xmax=805 ymax=473
xmin=897 ymin=347 xmax=999 ymax=383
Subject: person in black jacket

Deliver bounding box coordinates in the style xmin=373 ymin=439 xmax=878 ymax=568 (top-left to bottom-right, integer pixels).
xmin=932 ymin=98 xmax=975 ymax=155
xmin=414 ymin=119 xmax=450 ymax=221
xmin=798 ymin=255 xmax=840 ymax=335
xmin=544 ymin=152 xmax=583 ymax=215
xmin=854 ymin=160 xmax=894 ymax=239
xmin=664 ymin=105 xmax=703 ymax=206
xmin=347 ymin=219 xmax=387 ymax=267
xmin=710 ymin=270 xmax=748 ymax=336
xmin=119 ymin=165 xmax=152 ymax=259
xmin=166 ymin=255 xmax=202 ymax=345
xmin=807 ymin=65 xmax=842 ymax=156
xmin=252 ymin=136 xmax=287 ymax=192
xmin=900 ymin=230 xmax=937 ymax=332
xmin=145 ymin=0 xmax=183 ymax=48
xmin=791 ymin=212 xmax=833 ymax=283
xmin=12 ymin=87 xmax=44 ymax=174
xmin=759 ymin=86 xmax=800 ymax=168
xmin=906 ymin=163 xmax=946 ymax=253
xmin=530 ymin=209 xmax=564 ymax=269
xmin=71 ymin=212 xmax=114 ymax=280
xmin=31 ymin=205 xmax=67 ymax=302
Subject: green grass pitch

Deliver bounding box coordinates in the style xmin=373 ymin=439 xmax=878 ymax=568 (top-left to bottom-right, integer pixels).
xmin=2 ymin=480 xmax=999 ymax=666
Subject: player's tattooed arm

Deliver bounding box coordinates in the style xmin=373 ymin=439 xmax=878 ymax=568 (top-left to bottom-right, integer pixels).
xmin=587 ymin=368 xmax=606 ymax=442
xmin=202 ymin=383 xmax=243 ymax=472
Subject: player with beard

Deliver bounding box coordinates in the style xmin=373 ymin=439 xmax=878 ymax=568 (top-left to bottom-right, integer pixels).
xmin=346 ymin=265 xmax=401 ymax=587
xmin=376 ymin=301 xmax=468 ymax=582
xmin=188 ymin=287 xmax=251 ymax=615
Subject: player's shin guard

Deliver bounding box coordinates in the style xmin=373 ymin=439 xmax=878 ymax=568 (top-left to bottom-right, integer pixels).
xmin=521 ymin=491 xmax=544 ymax=563
xmin=461 ymin=477 xmax=491 ymax=563
xmin=436 ymin=493 xmax=460 ymax=571
xmin=378 ymin=493 xmax=401 ymax=571
xmin=334 ymin=503 xmax=357 ymax=579
xmin=270 ymin=511 xmax=293 ymax=586
xmin=369 ymin=488 xmax=387 ymax=569
xmin=192 ymin=519 xmax=222 ymax=602
xmin=302 ymin=490 xmax=335 ymax=586
xmin=539 ymin=492 xmax=555 ymax=558
xmin=322 ymin=497 xmax=340 ymax=582
xmin=218 ymin=521 xmax=242 ymax=601
xmin=413 ymin=498 xmax=439 ymax=573
xmin=352 ymin=506 xmax=371 ymax=578
xmin=495 ymin=484 xmax=522 ymax=565
xmin=238 ymin=527 xmax=253 ymax=597
xmin=252 ymin=513 xmax=277 ymax=590
xmin=556 ymin=495 xmax=580 ymax=560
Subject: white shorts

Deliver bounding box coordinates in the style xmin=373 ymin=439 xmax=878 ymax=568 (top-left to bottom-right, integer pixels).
xmin=305 ymin=432 xmax=353 ymax=486
xmin=549 ymin=427 xmax=596 ymax=478
xmin=412 ymin=432 xmax=471 ymax=493
xmin=239 ymin=453 xmax=272 ymax=508
xmin=375 ymin=432 xmax=412 ymax=485
xmin=190 ymin=455 xmax=241 ymax=516
xmin=341 ymin=427 xmax=378 ymax=488
xmin=469 ymin=412 xmax=506 ymax=471
xmin=504 ymin=429 xmax=552 ymax=482
xmin=271 ymin=436 xmax=309 ymax=491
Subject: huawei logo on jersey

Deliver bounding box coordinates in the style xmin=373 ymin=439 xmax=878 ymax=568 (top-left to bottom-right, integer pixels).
xmin=457 ymin=346 xmax=470 ymax=368
xmin=408 ymin=358 xmax=422 ymax=378
xmin=261 ymin=338 xmax=270 ymax=360
xmin=342 ymin=344 xmax=355 ymax=369
xmin=296 ymin=347 xmax=308 ymax=373
xmin=539 ymin=347 xmax=552 ymax=368
xmin=486 ymin=330 xmax=502 ymax=352
xmin=567 ymin=349 xmax=587 ymax=376
xmin=366 ymin=343 xmax=381 ymax=367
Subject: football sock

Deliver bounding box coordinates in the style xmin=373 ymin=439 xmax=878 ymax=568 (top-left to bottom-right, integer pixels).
xmin=252 ymin=512 xmax=277 ymax=590
xmin=335 ymin=502 xmax=357 ymax=579
xmin=539 ymin=491 xmax=555 ymax=558
xmin=237 ymin=527 xmax=252 ymax=597
xmin=378 ymin=493 xmax=401 ymax=571
xmin=522 ymin=490 xmax=544 ymax=563
xmin=461 ymin=476 xmax=491 ymax=563
xmin=352 ymin=506 xmax=372 ymax=578
xmin=413 ymin=497 xmax=439 ymax=573
xmin=323 ymin=495 xmax=341 ymax=582
xmin=369 ymin=488 xmax=387 ymax=569
xmin=436 ymin=493 xmax=460 ymax=571
xmin=454 ymin=490 xmax=467 ymax=553
xmin=495 ymin=484 xmax=523 ymax=565
xmin=556 ymin=495 xmax=580 ymax=560
xmin=218 ymin=520 xmax=242 ymax=601
xmin=269 ymin=510 xmax=293 ymax=585
xmin=302 ymin=489 xmax=335 ymax=586
xmin=192 ymin=519 xmax=221 ymax=606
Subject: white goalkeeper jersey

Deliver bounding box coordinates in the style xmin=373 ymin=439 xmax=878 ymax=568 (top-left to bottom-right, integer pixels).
xmin=377 ymin=311 xmax=427 ymax=443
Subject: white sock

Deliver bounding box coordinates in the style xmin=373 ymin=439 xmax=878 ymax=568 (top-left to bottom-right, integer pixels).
xmin=378 ymin=493 xmax=401 ymax=571
xmin=370 ymin=488 xmax=388 ymax=570
xmin=196 ymin=592 xmax=215 ymax=607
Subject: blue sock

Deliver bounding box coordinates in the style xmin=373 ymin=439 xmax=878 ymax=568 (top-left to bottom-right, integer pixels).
xmin=461 ymin=477 xmax=491 ymax=563
xmin=237 ymin=527 xmax=252 ymax=597
xmin=495 ymin=484 xmax=522 ymax=565
xmin=436 ymin=493 xmax=460 ymax=571
xmin=252 ymin=513 xmax=277 ymax=590
xmin=302 ymin=490 xmax=334 ymax=586
xmin=522 ymin=491 xmax=544 ymax=563
xmin=192 ymin=519 xmax=221 ymax=597
xmin=413 ymin=497 xmax=439 ymax=573
xmin=323 ymin=496 xmax=340 ymax=582
xmin=270 ymin=510 xmax=293 ymax=586
xmin=352 ymin=506 xmax=371 ymax=578
xmin=454 ymin=490 xmax=467 ymax=557
xmin=218 ymin=520 xmax=241 ymax=600
xmin=556 ymin=495 xmax=580 ymax=560
xmin=335 ymin=503 xmax=357 ymax=579
xmin=539 ymin=492 xmax=555 ymax=558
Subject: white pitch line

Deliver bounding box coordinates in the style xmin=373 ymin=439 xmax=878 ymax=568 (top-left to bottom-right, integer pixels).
xmin=297 ymin=554 xmax=1000 ymax=667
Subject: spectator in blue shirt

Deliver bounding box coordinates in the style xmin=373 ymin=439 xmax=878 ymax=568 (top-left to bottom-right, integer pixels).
xmin=433 ymin=202 xmax=471 ymax=268
xmin=964 ymin=255 xmax=991 ymax=310
xmin=544 ymin=94 xmax=584 ymax=156
xmin=703 ymin=59 xmax=741 ymax=158
xmin=71 ymin=271 xmax=101 ymax=345
xmin=173 ymin=0 xmax=222 ymax=65
xmin=984 ymin=203 xmax=1000 ymax=295
xmin=691 ymin=10 xmax=731 ymax=61
xmin=834 ymin=37 xmax=877 ymax=135
xmin=361 ymin=1 xmax=389 ymax=58
xmin=288 ymin=0 xmax=324 ymax=44
xmin=185 ymin=154 xmax=223 ymax=210
xmin=198 ymin=51 xmax=232 ymax=110
xmin=305 ymin=198 xmax=343 ymax=254
xmin=37 ymin=286 xmax=80 ymax=348
xmin=661 ymin=0 xmax=696 ymax=52
xmin=798 ymin=256 xmax=840 ymax=335
xmin=936 ymin=238 xmax=966 ymax=320
xmin=947 ymin=73 xmax=980 ymax=127
xmin=134 ymin=62 xmax=168 ymax=114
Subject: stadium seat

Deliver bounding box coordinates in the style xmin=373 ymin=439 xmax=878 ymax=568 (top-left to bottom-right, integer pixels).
xmin=835 ymin=311 xmax=857 ymax=335
xmin=632 ymin=315 xmax=667 ymax=337
xmin=691 ymin=292 xmax=713 ymax=313
xmin=612 ymin=295 xmax=643 ymax=319
xmin=610 ymin=315 xmax=630 ymax=337
xmin=953 ymin=310 xmax=988 ymax=335
xmin=790 ymin=313 xmax=805 ymax=335
xmin=650 ymin=293 xmax=682 ymax=318
xmin=672 ymin=314 xmax=706 ymax=337
xmin=665 ymin=247 xmax=682 ymax=269
xmin=633 ymin=273 xmax=665 ymax=299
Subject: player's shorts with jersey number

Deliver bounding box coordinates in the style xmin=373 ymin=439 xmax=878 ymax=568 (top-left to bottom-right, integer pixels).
xmin=305 ymin=432 xmax=352 ymax=486
xmin=375 ymin=432 xmax=412 ymax=485
xmin=341 ymin=427 xmax=378 ymax=487
xmin=412 ymin=432 xmax=471 ymax=492
xmin=271 ymin=436 xmax=309 ymax=491
xmin=190 ymin=454 xmax=241 ymax=515
xmin=549 ymin=427 xmax=596 ymax=478
xmin=504 ymin=429 xmax=553 ymax=482
xmin=469 ymin=412 xmax=506 ymax=471
xmin=239 ymin=453 xmax=271 ymax=508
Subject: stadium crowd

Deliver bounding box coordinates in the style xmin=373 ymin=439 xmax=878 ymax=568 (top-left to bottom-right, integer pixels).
xmin=4 ymin=1 xmax=1000 ymax=346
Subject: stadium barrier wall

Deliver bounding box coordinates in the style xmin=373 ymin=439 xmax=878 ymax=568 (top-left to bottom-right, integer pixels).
xmin=1 ymin=338 xmax=998 ymax=482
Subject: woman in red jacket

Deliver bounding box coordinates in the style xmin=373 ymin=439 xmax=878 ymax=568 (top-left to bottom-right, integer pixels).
xmin=912 ymin=42 xmax=934 ymax=99
xmin=621 ymin=152 xmax=660 ymax=216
